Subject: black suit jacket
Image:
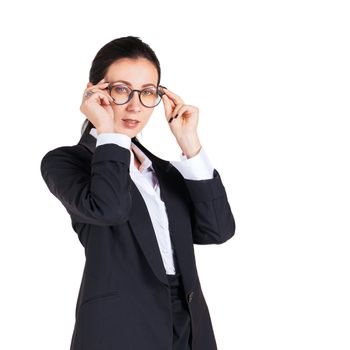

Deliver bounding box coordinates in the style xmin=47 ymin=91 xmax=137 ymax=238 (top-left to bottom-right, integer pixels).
xmin=40 ymin=131 xmax=236 ymax=350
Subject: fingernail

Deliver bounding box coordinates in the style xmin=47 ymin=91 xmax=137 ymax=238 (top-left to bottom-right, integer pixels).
xmin=174 ymin=114 xmax=178 ymax=119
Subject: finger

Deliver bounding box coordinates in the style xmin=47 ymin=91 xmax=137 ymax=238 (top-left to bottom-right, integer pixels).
xmin=87 ymin=78 xmax=106 ymax=87
xmin=176 ymin=105 xmax=196 ymax=119
xmin=101 ymin=91 xmax=114 ymax=103
xmin=169 ymin=105 xmax=196 ymax=124
xmin=95 ymin=92 xmax=113 ymax=105
xmin=164 ymin=94 xmax=176 ymax=110
xmin=87 ymin=78 xmax=105 ymax=88
xmin=90 ymin=82 xmax=109 ymax=90
xmin=162 ymin=88 xmax=184 ymax=105
xmin=162 ymin=94 xmax=175 ymax=118
xmin=96 ymin=82 xmax=109 ymax=90
xmin=170 ymin=103 xmax=184 ymax=119
xmin=84 ymin=89 xmax=113 ymax=103
xmin=84 ymin=82 xmax=109 ymax=95
xmin=168 ymin=104 xmax=183 ymax=124
xmin=101 ymin=94 xmax=112 ymax=106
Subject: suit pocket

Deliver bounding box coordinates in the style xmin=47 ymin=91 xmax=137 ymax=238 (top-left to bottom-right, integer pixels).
xmin=79 ymin=291 xmax=120 ymax=311
xmin=78 ymin=290 xmax=127 ymax=349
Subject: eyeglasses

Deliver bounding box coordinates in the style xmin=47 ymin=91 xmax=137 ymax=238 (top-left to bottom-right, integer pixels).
xmin=107 ymin=82 xmax=167 ymax=108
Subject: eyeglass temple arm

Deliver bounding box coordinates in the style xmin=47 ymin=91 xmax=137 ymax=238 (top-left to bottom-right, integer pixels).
xmin=158 ymin=85 xmax=167 ymax=96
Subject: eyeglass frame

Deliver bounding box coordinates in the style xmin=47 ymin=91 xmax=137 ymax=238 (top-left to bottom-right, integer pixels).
xmin=106 ymin=82 xmax=167 ymax=108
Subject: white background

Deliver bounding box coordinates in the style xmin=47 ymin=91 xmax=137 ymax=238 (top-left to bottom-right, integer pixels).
xmin=0 ymin=0 xmax=349 ymax=349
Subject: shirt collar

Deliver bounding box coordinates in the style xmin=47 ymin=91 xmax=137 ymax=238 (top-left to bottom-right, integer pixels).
xmin=89 ymin=128 xmax=154 ymax=174
xmin=130 ymin=142 xmax=154 ymax=173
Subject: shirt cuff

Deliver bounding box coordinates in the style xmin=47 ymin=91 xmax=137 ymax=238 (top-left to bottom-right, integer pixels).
xmin=96 ymin=132 xmax=131 ymax=149
xmin=170 ymin=147 xmax=215 ymax=180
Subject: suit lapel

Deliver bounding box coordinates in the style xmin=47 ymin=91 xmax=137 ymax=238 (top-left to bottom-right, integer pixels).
xmin=77 ymin=132 xmax=195 ymax=290
xmin=132 ymin=137 xmax=196 ymax=292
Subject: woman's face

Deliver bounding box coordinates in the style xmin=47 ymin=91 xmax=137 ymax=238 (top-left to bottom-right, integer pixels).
xmin=104 ymin=57 xmax=159 ymax=138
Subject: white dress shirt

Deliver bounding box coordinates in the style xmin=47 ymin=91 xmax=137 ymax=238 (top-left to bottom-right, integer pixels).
xmin=89 ymin=127 xmax=214 ymax=275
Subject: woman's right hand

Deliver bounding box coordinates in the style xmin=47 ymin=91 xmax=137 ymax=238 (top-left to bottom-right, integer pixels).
xmin=80 ymin=78 xmax=115 ymax=133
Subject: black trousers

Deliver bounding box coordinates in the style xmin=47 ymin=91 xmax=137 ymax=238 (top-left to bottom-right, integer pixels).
xmin=166 ymin=273 xmax=192 ymax=350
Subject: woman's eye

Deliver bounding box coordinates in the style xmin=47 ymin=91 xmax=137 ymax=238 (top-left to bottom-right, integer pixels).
xmin=142 ymin=89 xmax=156 ymax=96
xmin=114 ymin=86 xmax=128 ymax=93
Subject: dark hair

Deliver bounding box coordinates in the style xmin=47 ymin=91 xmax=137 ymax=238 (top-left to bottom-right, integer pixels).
xmin=80 ymin=35 xmax=161 ymax=137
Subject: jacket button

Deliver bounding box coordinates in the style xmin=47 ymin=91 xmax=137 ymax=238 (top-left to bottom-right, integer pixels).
xmin=187 ymin=291 xmax=194 ymax=303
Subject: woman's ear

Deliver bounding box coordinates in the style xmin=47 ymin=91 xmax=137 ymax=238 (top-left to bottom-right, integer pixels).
xmin=87 ymin=82 xmax=93 ymax=88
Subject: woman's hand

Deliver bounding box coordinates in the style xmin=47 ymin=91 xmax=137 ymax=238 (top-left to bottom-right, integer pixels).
xmin=161 ymin=87 xmax=202 ymax=158
xmin=80 ymin=78 xmax=115 ymax=133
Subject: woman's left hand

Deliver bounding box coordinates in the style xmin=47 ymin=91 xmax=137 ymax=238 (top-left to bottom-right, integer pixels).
xmin=161 ymin=87 xmax=202 ymax=158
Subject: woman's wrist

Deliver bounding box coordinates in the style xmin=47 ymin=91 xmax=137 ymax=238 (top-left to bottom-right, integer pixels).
xmin=96 ymin=126 xmax=114 ymax=135
xmin=176 ymin=133 xmax=202 ymax=159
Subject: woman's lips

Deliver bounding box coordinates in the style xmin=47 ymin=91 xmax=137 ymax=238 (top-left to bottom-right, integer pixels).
xmin=122 ymin=119 xmax=140 ymax=128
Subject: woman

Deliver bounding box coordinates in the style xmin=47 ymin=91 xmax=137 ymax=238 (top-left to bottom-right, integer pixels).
xmin=40 ymin=36 xmax=235 ymax=350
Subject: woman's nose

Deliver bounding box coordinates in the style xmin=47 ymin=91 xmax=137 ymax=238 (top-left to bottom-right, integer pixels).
xmin=127 ymin=91 xmax=142 ymax=109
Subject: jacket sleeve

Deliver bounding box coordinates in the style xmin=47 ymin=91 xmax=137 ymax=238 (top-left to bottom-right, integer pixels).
xmin=181 ymin=168 xmax=236 ymax=245
xmin=40 ymin=143 xmax=132 ymax=226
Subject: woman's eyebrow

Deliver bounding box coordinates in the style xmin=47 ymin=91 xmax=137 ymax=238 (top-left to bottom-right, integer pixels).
xmin=112 ymin=80 xmax=157 ymax=88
